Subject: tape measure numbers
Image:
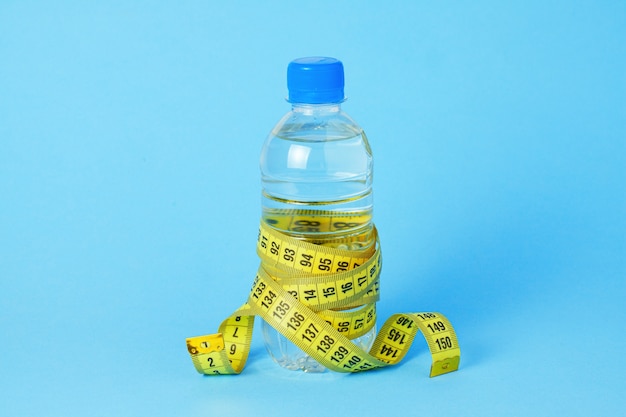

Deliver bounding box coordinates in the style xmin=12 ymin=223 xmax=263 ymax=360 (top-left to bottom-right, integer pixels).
xmin=186 ymin=211 xmax=460 ymax=376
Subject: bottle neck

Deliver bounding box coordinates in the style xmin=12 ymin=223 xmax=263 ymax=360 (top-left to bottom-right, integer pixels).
xmin=291 ymin=102 xmax=342 ymax=115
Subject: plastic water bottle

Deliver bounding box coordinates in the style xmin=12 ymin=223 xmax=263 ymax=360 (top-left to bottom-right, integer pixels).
xmin=259 ymin=57 xmax=376 ymax=372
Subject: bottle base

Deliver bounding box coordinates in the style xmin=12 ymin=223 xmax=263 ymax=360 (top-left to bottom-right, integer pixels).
xmin=262 ymin=320 xmax=376 ymax=373
xmin=276 ymin=355 xmax=328 ymax=373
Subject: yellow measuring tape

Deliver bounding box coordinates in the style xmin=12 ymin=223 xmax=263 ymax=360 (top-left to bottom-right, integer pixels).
xmin=186 ymin=211 xmax=460 ymax=377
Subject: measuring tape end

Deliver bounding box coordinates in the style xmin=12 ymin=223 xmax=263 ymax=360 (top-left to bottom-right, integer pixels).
xmin=186 ymin=333 xmax=225 ymax=355
xmin=429 ymin=355 xmax=460 ymax=378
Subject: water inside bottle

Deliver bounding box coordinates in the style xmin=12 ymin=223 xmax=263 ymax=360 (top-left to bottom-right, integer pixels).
xmin=260 ymin=129 xmax=377 ymax=372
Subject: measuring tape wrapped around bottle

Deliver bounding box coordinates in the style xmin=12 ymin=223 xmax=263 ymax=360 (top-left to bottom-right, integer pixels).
xmin=186 ymin=212 xmax=460 ymax=376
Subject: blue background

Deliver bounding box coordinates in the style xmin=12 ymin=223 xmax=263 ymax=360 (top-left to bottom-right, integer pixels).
xmin=1 ymin=1 xmax=624 ymax=416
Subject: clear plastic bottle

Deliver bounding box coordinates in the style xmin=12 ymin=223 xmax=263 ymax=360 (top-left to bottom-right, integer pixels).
xmin=259 ymin=57 xmax=376 ymax=372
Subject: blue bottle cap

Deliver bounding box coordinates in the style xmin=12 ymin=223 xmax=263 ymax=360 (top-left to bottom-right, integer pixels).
xmin=287 ymin=57 xmax=345 ymax=104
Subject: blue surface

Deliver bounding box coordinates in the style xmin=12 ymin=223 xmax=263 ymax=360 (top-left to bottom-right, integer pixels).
xmin=1 ymin=1 xmax=624 ymax=416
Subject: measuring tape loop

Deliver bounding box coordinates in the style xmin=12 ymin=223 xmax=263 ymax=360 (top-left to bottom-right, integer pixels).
xmin=261 ymin=209 xmax=373 ymax=236
xmin=247 ymin=272 xmax=387 ymax=372
xmin=186 ymin=213 xmax=461 ymax=377
xmin=315 ymin=302 xmax=377 ymax=339
xmin=257 ymin=222 xmax=376 ymax=274
xmin=259 ymin=256 xmax=382 ymax=313
xmin=254 ymin=265 xmax=379 ymax=333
